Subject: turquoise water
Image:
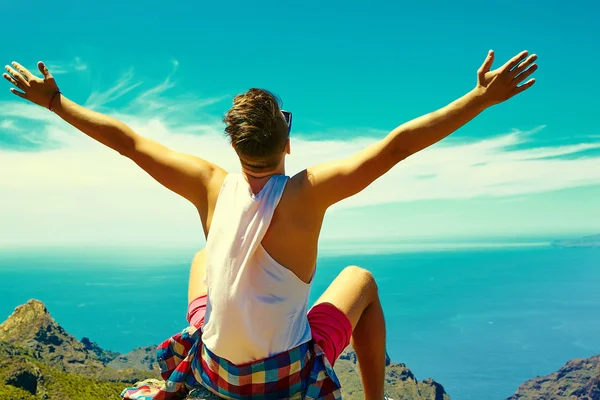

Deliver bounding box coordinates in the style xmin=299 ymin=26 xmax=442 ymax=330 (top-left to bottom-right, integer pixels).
xmin=1 ymin=246 xmax=599 ymax=400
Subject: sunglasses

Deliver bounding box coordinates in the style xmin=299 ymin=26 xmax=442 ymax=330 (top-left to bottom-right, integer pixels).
xmin=282 ymin=110 xmax=293 ymax=135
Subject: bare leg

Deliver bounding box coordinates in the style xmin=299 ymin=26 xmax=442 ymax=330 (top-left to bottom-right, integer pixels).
xmin=313 ymin=266 xmax=386 ymax=400
xmin=188 ymin=249 xmax=208 ymax=305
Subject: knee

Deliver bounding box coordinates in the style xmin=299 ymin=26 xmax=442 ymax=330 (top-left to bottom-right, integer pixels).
xmin=343 ymin=265 xmax=378 ymax=293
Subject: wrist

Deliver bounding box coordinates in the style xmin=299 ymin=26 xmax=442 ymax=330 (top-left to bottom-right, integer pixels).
xmin=48 ymin=90 xmax=62 ymax=112
xmin=469 ymin=86 xmax=492 ymax=111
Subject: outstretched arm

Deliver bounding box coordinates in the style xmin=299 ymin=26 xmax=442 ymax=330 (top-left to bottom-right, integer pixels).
xmin=3 ymin=61 xmax=224 ymax=208
xmin=305 ymin=50 xmax=538 ymax=209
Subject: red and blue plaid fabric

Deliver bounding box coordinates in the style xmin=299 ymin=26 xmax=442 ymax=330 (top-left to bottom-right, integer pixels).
xmin=121 ymin=324 xmax=343 ymax=400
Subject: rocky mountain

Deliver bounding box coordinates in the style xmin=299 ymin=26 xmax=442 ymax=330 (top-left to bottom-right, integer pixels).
xmin=335 ymin=346 xmax=449 ymax=400
xmin=0 ymin=299 xmax=106 ymax=375
xmin=81 ymin=336 xmax=120 ymax=364
xmin=0 ymin=299 xmax=448 ymax=399
xmin=551 ymin=234 xmax=600 ymax=248
xmin=506 ymin=354 xmax=600 ymax=400
xmin=0 ymin=300 xmax=157 ymax=399
xmin=107 ymin=345 xmax=160 ymax=373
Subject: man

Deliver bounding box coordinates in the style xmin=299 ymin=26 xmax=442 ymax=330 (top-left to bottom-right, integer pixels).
xmin=4 ymin=49 xmax=537 ymax=399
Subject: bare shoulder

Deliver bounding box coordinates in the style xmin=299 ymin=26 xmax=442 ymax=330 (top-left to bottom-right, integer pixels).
xmin=207 ymin=164 xmax=229 ymax=195
xmin=287 ymin=170 xmax=319 ymax=208
xmin=299 ymin=135 xmax=402 ymax=210
xmin=272 ymin=170 xmax=325 ymax=226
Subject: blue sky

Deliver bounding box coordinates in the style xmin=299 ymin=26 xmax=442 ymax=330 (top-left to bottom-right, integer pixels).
xmin=1 ymin=0 xmax=599 ymax=249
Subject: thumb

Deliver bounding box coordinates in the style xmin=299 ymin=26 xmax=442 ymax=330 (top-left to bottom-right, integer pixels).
xmin=37 ymin=61 xmax=53 ymax=80
xmin=478 ymin=50 xmax=495 ymax=75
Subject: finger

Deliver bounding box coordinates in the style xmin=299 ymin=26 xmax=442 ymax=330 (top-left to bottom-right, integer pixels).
xmin=9 ymin=87 xmax=27 ymax=99
xmin=511 ymin=78 xmax=536 ymax=97
xmin=513 ymin=64 xmax=538 ymax=86
xmin=4 ymin=65 xmax=27 ymax=85
xmin=38 ymin=61 xmax=54 ymax=81
xmin=501 ymin=50 xmax=529 ymax=73
xmin=3 ymin=72 xmax=24 ymax=89
xmin=478 ymin=50 xmax=495 ymax=74
xmin=511 ymin=54 xmax=537 ymax=77
xmin=11 ymin=61 xmax=34 ymax=81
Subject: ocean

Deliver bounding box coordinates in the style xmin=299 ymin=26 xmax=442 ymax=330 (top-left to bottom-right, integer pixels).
xmin=1 ymin=245 xmax=599 ymax=400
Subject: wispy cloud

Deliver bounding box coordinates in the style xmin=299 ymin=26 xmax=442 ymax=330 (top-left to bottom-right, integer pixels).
xmin=84 ymin=68 xmax=143 ymax=109
xmin=125 ymin=60 xmax=228 ymax=119
xmin=0 ymin=102 xmax=65 ymax=148
xmin=0 ymin=101 xmax=58 ymax=124
xmin=83 ymin=62 xmax=227 ymax=121
xmin=28 ymin=56 xmax=89 ymax=75
xmin=72 ymin=57 xmax=87 ymax=71
xmin=129 ymin=59 xmax=179 ymax=108
xmin=1 ymin=68 xmax=599 ymax=246
xmin=0 ymin=119 xmax=17 ymax=130
xmin=44 ymin=65 xmax=68 ymax=75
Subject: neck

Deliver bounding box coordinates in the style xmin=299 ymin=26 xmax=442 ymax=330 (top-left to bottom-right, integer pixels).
xmin=241 ymin=160 xmax=286 ymax=179
xmin=241 ymin=167 xmax=285 ymax=196
xmin=242 ymin=168 xmax=284 ymax=180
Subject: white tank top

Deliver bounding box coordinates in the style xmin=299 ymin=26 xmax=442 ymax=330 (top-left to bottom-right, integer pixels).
xmin=201 ymin=173 xmax=313 ymax=364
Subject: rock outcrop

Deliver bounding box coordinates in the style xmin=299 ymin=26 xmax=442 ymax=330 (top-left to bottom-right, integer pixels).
xmin=335 ymin=346 xmax=449 ymax=400
xmin=506 ymin=354 xmax=600 ymax=400
xmin=81 ymin=336 xmax=120 ymax=364
xmin=0 ymin=299 xmax=106 ymax=374
xmin=108 ymin=345 xmax=161 ymax=373
xmin=1 ymin=299 xmax=450 ymax=399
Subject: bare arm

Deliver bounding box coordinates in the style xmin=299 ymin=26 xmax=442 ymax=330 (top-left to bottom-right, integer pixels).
xmin=305 ymin=50 xmax=538 ymax=209
xmin=3 ymin=61 xmax=223 ymax=208
xmin=50 ymin=95 xmax=220 ymax=206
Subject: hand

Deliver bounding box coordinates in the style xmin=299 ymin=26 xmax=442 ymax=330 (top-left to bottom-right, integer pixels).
xmin=3 ymin=61 xmax=60 ymax=109
xmin=475 ymin=50 xmax=538 ymax=106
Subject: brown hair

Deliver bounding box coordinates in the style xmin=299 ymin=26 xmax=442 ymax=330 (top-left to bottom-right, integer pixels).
xmin=223 ymin=88 xmax=289 ymax=171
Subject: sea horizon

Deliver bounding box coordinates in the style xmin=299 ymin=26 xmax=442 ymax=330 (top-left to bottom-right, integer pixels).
xmin=0 ymin=231 xmax=577 ymax=256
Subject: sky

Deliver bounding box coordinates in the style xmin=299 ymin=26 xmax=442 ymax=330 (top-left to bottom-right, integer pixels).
xmin=1 ymin=0 xmax=599 ymax=249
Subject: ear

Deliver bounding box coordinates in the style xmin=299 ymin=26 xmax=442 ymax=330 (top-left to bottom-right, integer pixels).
xmin=285 ymin=138 xmax=291 ymax=155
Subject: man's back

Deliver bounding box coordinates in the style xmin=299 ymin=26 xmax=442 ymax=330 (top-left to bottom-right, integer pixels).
xmin=205 ymin=169 xmax=331 ymax=286
xmin=201 ymin=173 xmax=314 ymax=363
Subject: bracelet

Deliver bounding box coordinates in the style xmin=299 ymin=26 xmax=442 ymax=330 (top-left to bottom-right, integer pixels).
xmin=48 ymin=90 xmax=61 ymax=112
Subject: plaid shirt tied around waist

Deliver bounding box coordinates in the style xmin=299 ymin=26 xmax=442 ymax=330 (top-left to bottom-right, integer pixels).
xmin=121 ymin=325 xmax=343 ymax=400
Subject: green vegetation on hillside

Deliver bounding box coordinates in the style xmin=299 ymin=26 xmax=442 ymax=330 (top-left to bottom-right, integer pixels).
xmin=0 ymin=343 xmax=124 ymax=400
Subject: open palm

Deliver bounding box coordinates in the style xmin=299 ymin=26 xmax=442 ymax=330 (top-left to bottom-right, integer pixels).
xmin=476 ymin=50 xmax=538 ymax=106
xmin=3 ymin=61 xmax=60 ymax=109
